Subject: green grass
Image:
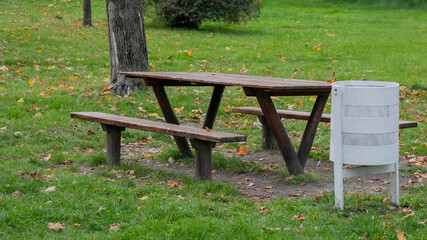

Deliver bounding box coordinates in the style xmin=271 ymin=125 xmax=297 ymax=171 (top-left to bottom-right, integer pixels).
xmin=0 ymin=0 xmax=426 ymax=239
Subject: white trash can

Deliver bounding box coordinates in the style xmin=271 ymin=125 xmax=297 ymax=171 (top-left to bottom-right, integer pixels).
xmin=331 ymin=81 xmax=400 ymax=209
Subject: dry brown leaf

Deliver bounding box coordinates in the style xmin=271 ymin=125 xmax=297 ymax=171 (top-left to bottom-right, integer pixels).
xmin=236 ymin=146 xmax=248 ymax=156
xmin=167 ymin=180 xmax=183 ymax=189
xmin=370 ymin=187 xmax=383 ymax=192
xmin=48 ymin=222 xmax=65 ymax=230
xmin=258 ymin=207 xmax=273 ymax=214
xmin=418 ymin=219 xmax=427 ymax=225
xmin=265 ymin=186 xmax=273 ymax=189
xmin=401 ymin=213 xmax=415 ymax=220
xmin=168 ymin=157 xmax=175 ymax=164
xmin=396 ymin=230 xmax=406 ymax=240
xmin=74 ymin=223 xmax=81 ymax=227
xmin=293 ymin=214 xmax=305 ymax=221
xmin=314 ymin=195 xmax=322 ymax=201
xmin=382 ymin=194 xmax=390 ymax=203
xmin=139 ymin=196 xmax=148 ymax=201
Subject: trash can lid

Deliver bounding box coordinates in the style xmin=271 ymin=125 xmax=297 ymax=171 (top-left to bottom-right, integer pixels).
xmin=332 ymin=80 xmax=399 ymax=89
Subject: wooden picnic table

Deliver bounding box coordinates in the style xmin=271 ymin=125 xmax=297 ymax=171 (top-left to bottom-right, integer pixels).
xmin=120 ymin=72 xmax=331 ymax=175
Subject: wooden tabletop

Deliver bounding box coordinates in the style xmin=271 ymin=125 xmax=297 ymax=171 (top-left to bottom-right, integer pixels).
xmin=121 ymin=72 xmax=331 ymax=95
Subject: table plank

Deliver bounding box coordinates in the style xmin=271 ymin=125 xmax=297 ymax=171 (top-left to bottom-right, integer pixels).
xmin=121 ymin=72 xmax=331 ymax=93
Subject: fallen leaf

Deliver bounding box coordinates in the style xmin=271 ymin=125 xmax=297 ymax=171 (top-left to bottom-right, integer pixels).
xmin=293 ymin=214 xmax=305 ymax=221
xmin=265 ymin=186 xmax=273 ymax=189
xmin=382 ymin=194 xmax=390 ymax=203
xmin=74 ymin=223 xmax=81 ymax=227
xmin=396 ymin=230 xmax=406 ymax=240
xmin=401 ymin=213 xmax=415 ymax=220
xmin=370 ymin=187 xmax=383 ymax=192
xmin=98 ymin=206 xmax=106 ymax=211
xmin=139 ymin=196 xmax=148 ymax=201
xmin=48 ymin=222 xmax=65 ymax=230
xmin=418 ymin=219 xmax=427 ymax=225
xmin=17 ymin=98 xmax=24 ymax=103
xmin=43 ymin=186 xmax=57 ymax=193
xmin=167 ymin=180 xmax=183 ymax=189
xmin=175 ymin=195 xmax=185 ymax=200
xmin=258 ymin=207 xmax=273 ymax=214
xmin=168 ymin=157 xmax=175 ymax=164
xmin=12 ymin=190 xmax=22 ymax=196
xmin=236 ymin=146 xmax=248 ymax=155
xmin=110 ymin=224 xmax=120 ymax=230
xmin=314 ymin=195 xmax=322 ymax=201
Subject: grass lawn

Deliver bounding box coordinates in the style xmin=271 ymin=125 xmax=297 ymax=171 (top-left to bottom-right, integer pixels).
xmin=0 ymin=0 xmax=426 ymax=239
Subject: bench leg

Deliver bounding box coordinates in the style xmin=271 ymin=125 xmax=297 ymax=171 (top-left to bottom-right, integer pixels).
xmin=101 ymin=124 xmax=125 ymax=165
xmin=192 ymin=140 xmax=213 ymax=180
xmin=258 ymin=116 xmax=276 ymax=150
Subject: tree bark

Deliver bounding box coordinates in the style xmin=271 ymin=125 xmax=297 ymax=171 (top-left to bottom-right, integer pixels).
xmin=83 ymin=0 xmax=92 ymax=27
xmin=106 ymin=0 xmax=149 ymax=96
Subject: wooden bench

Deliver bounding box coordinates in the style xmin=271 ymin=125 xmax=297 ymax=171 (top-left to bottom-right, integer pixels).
xmin=232 ymin=107 xmax=418 ymax=149
xmin=71 ymin=112 xmax=246 ymax=180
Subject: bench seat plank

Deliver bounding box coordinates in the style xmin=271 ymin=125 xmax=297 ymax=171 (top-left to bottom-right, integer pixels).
xmin=232 ymin=107 xmax=418 ymax=129
xmin=71 ymin=112 xmax=246 ymax=180
xmin=71 ymin=112 xmax=246 ymax=143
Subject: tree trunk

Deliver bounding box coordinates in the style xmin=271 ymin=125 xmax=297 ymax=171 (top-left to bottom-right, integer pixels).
xmin=83 ymin=0 xmax=92 ymax=27
xmin=106 ymin=0 xmax=149 ymax=96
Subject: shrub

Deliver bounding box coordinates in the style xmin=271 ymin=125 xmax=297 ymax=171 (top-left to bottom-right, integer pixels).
xmin=151 ymin=0 xmax=263 ymax=29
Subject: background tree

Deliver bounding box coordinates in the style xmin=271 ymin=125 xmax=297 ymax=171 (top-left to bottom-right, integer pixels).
xmin=106 ymin=0 xmax=149 ymax=96
xmin=83 ymin=0 xmax=92 ymax=27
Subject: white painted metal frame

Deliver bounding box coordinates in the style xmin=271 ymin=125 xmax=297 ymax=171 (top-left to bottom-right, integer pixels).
xmin=331 ymin=81 xmax=399 ymax=210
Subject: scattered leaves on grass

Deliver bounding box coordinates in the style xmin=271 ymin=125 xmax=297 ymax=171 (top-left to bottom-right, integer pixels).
xmin=48 ymin=222 xmax=65 ymax=230
xmin=403 ymin=155 xmax=427 ymax=168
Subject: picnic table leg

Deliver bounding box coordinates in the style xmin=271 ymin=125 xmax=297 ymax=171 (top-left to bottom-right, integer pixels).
xmin=101 ymin=124 xmax=125 ymax=165
xmin=193 ymin=140 xmax=213 ymax=180
xmin=297 ymin=94 xmax=329 ymax=168
xmin=202 ymin=86 xmax=225 ymax=130
xmin=152 ymin=86 xmax=193 ymax=157
xmin=255 ymin=90 xmax=304 ymax=175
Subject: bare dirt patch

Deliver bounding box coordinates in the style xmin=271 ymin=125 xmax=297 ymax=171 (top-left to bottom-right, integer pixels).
xmin=122 ymin=143 xmax=423 ymax=202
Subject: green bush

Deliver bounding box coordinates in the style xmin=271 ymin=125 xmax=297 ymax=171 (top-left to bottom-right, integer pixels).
xmin=151 ymin=0 xmax=263 ymax=29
